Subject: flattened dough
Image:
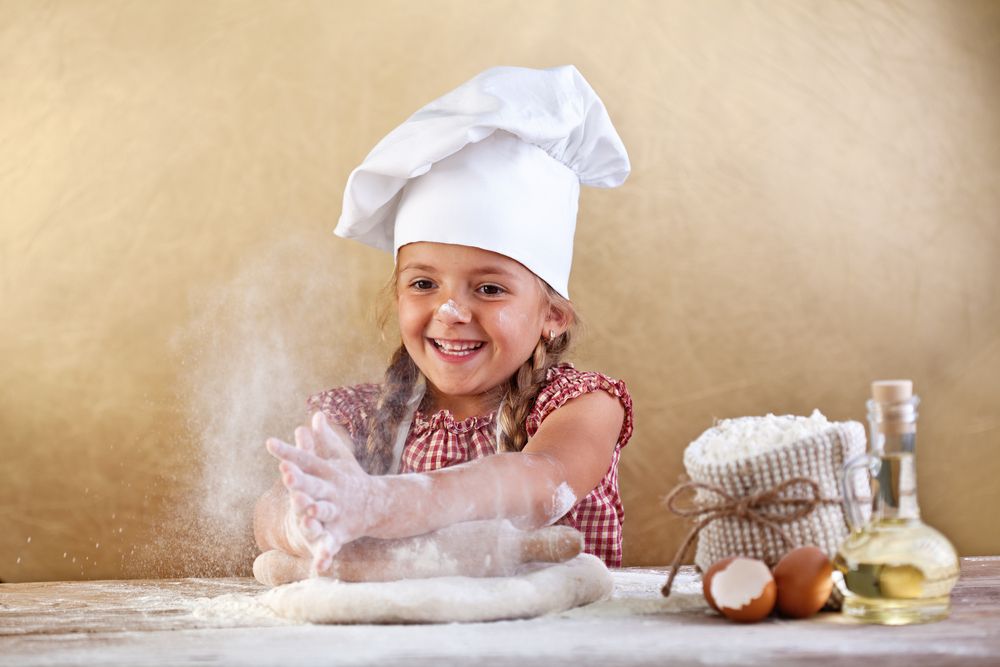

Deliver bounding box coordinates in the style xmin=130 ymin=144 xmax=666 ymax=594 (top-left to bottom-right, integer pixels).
xmin=261 ymin=553 xmax=612 ymax=624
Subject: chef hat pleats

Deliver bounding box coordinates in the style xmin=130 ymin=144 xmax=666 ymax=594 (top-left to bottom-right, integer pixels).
xmin=335 ymin=65 xmax=630 ymax=299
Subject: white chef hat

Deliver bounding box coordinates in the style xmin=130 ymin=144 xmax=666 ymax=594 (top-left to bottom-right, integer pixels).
xmin=334 ymin=64 xmax=630 ymax=298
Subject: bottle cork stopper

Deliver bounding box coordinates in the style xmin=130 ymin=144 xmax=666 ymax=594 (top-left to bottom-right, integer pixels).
xmin=871 ymin=379 xmax=913 ymax=403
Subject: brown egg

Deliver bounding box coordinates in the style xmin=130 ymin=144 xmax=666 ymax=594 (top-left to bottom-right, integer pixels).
xmin=773 ymin=546 xmax=834 ymax=619
xmin=704 ymin=557 xmax=776 ymax=623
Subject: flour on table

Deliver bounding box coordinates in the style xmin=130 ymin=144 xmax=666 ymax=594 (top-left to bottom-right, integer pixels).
xmin=261 ymin=553 xmax=613 ymax=624
xmin=561 ymin=567 xmax=709 ymax=618
xmin=190 ymin=592 xmax=290 ymax=626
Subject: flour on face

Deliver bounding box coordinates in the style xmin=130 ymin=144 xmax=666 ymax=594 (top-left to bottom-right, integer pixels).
xmin=436 ymin=299 xmax=464 ymax=319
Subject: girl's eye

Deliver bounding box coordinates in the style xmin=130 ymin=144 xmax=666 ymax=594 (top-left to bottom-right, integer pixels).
xmin=478 ymin=284 xmax=506 ymax=296
xmin=410 ymin=280 xmax=435 ymax=290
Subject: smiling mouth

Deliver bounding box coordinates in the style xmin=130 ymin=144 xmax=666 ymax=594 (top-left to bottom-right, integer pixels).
xmin=429 ymin=338 xmax=486 ymax=356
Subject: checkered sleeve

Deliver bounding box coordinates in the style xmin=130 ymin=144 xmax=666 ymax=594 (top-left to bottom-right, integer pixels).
xmin=305 ymin=383 xmax=381 ymax=454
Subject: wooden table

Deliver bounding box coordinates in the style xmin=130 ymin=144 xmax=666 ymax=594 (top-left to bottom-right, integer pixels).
xmin=1 ymin=558 xmax=997 ymax=666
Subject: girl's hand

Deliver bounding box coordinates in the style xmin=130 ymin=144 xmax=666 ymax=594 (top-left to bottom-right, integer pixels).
xmin=264 ymin=411 xmax=376 ymax=575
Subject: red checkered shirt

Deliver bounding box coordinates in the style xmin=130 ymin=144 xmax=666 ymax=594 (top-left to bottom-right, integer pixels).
xmin=306 ymin=362 xmax=634 ymax=567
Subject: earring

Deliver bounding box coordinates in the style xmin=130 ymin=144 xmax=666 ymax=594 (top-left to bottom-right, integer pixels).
xmin=548 ymin=330 xmax=556 ymax=341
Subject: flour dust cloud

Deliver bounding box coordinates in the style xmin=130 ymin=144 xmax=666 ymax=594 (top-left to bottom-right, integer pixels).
xmin=155 ymin=233 xmax=387 ymax=576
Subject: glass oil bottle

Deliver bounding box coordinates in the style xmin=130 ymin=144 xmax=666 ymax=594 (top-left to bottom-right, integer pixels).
xmin=833 ymin=380 xmax=960 ymax=624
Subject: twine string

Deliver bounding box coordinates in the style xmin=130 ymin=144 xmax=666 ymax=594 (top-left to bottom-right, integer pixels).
xmin=660 ymin=476 xmax=840 ymax=597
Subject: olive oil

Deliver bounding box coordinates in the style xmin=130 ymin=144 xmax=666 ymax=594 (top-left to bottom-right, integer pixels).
xmin=834 ymin=381 xmax=959 ymax=624
xmin=834 ymin=516 xmax=959 ymax=624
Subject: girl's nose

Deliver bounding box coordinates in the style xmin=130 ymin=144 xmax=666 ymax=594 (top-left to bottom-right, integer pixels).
xmin=434 ymin=298 xmax=471 ymax=324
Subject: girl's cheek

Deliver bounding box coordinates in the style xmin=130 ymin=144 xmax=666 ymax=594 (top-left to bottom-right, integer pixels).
xmin=492 ymin=308 xmax=518 ymax=336
xmin=396 ymin=303 xmax=423 ymax=333
xmin=495 ymin=306 xmax=534 ymax=329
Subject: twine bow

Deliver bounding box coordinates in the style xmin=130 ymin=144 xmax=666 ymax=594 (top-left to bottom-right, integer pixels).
xmin=660 ymin=477 xmax=840 ymax=597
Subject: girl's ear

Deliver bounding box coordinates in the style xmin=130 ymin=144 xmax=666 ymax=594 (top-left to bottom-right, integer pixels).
xmin=544 ymin=301 xmax=573 ymax=337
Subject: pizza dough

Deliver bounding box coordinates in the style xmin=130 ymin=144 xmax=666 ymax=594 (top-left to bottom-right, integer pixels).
xmin=261 ymin=553 xmax=612 ymax=624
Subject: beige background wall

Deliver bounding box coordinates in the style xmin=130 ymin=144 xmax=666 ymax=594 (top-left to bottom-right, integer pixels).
xmin=1 ymin=1 xmax=998 ymax=582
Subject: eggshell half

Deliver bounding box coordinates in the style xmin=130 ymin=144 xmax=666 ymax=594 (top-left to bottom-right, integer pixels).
xmin=710 ymin=557 xmax=776 ymax=623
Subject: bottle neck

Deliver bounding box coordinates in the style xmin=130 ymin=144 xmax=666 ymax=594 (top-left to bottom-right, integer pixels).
xmin=867 ymin=398 xmax=921 ymax=521
xmin=869 ymin=430 xmax=916 ymax=456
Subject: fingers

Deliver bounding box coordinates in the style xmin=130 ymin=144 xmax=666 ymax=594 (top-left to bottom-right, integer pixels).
xmin=312 ymin=415 xmax=352 ymax=460
xmin=289 ymin=490 xmax=312 ymax=513
xmin=264 ymin=412 xmax=354 ymax=462
xmin=299 ymin=516 xmax=324 ymax=541
xmin=289 ymin=491 xmax=338 ymax=524
xmin=293 ymin=499 xmax=342 ymax=571
xmin=312 ymin=411 xmax=356 ymax=460
xmin=268 ymin=438 xmax=350 ymax=545
xmin=262 ymin=414 xmax=363 ymax=579
xmin=308 ymin=500 xmax=339 ymax=522
xmin=294 ymin=425 xmax=317 ymax=453
xmin=278 ymin=460 xmax=335 ymax=500
xmin=312 ymin=532 xmax=342 ymax=575
xmin=283 ymin=488 xmax=342 ymax=573
xmin=266 ymin=438 xmax=336 ymax=480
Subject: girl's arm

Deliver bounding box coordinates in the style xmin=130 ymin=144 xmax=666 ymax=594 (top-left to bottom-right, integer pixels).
xmin=367 ymin=389 xmax=624 ymax=537
xmin=262 ymin=391 xmax=624 ymax=569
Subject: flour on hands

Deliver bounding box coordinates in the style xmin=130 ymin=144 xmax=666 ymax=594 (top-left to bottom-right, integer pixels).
xmin=265 ymin=411 xmax=374 ymax=575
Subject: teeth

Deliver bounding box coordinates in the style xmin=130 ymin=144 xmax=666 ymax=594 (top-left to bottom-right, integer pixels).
xmin=433 ymin=339 xmax=484 ymax=353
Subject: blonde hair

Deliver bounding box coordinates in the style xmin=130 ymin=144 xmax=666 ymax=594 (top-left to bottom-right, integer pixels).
xmin=360 ymin=269 xmax=579 ymax=474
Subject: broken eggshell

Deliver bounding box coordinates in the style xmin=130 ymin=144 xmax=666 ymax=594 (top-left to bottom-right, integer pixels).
xmin=703 ymin=557 xmax=776 ymax=622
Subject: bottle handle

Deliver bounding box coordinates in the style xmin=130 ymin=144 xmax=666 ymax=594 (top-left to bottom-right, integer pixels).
xmin=840 ymin=453 xmax=880 ymax=532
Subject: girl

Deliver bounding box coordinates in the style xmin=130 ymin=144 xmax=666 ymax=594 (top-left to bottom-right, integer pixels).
xmin=253 ymin=65 xmax=633 ymax=579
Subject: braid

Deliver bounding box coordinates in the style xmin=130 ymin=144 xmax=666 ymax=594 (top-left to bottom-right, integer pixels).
xmin=496 ymin=330 xmax=572 ymax=453
xmin=362 ymin=344 xmax=420 ymax=474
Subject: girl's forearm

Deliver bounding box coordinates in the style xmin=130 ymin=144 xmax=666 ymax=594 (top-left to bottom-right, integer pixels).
xmin=363 ymin=452 xmax=572 ymax=540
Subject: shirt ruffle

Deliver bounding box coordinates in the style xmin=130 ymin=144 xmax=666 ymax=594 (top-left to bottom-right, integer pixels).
xmin=411 ymin=409 xmax=497 ymax=435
